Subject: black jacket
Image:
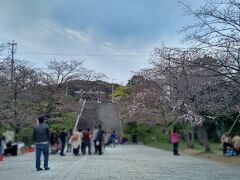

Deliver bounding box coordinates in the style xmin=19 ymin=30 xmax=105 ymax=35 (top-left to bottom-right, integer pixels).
xmin=33 ymin=124 xmax=50 ymax=143
xmin=59 ymin=131 xmax=67 ymax=142
xmin=96 ymin=129 xmax=104 ymax=141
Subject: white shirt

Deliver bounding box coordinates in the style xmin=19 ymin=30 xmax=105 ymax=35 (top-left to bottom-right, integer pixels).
xmin=70 ymin=132 xmax=81 ymax=149
xmin=93 ymin=129 xmax=98 ymax=141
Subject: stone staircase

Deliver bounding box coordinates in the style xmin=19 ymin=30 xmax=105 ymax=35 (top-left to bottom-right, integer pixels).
xmin=77 ymin=101 xmax=101 ymax=130
xmin=77 ymin=101 xmax=122 ymax=133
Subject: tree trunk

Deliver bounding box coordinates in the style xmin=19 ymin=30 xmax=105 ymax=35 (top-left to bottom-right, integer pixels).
xmin=184 ymin=128 xmax=193 ymax=148
xmin=199 ymin=124 xmax=211 ymax=152
xmin=154 ymin=127 xmax=158 ymax=143
xmin=181 ymin=123 xmax=194 ymax=148
xmin=190 ymin=127 xmax=195 ymax=148
xmin=45 ymin=98 xmax=56 ymax=116
xmin=196 ymin=129 xmax=203 ymax=145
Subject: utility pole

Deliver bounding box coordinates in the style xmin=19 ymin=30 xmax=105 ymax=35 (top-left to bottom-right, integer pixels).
xmin=8 ymin=40 xmax=17 ymax=86
xmin=7 ymin=40 xmax=18 ymax=131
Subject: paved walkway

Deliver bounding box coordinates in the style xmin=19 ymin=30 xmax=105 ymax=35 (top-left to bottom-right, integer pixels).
xmin=1 ymin=145 xmax=239 ymax=180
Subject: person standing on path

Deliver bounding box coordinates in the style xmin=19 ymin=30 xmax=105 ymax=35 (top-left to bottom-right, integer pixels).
xmin=33 ymin=116 xmax=50 ymax=171
xmin=132 ymin=129 xmax=138 ymax=144
xmin=221 ymin=133 xmax=232 ymax=156
xmin=0 ymin=135 xmax=6 ymax=161
xmin=70 ymin=129 xmax=81 ymax=156
xmin=170 ymin=128 xmax=180 ymax=156
xmin=83 ymin=128 xmax=91 ymax=155
xmin=110 ymin=130 xmax=117 ymax=147
xmin=59 ymin=128 xmax=67 ymax=156
xmin=92 ymin=126 xmax=98 ymax=154
xmin=232 ymin=135 xmax=240 ymax=156
xmin=80 ymin=129 xmax=86 ymax=155
xmin=96 ymin=125 xmax=104 ymax=155
xmin=66 ymin=129 xmax=73 ymax=153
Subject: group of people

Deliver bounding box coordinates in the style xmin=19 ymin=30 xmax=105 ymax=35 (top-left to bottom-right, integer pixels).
xmin=33 ymin=116 xmax=120 ymax=171
xmin=50 ymin=128 xmax=73 ymax=156
xmin=221 ymin=133 xmax=240 ymax=156
xmin=49 ymin=127 xmax=119 ymax=156
xmin=170 ymin=129 xmax=240 ymax=157
xmin=69 ymin=125 xmax=105 ymax=156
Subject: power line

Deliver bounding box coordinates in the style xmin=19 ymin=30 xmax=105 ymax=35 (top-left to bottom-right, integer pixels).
xmin=18 ymin=51 xmax=150 ymax=57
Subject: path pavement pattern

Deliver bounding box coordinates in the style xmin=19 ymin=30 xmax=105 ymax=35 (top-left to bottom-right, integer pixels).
xmin=1 ymin=145 xmax=239 ymax=180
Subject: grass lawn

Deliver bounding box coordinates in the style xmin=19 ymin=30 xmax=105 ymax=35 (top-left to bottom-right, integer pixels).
xmin=147 ymin=141 xmax=240 ymax=166
xmin=124 ymin=124 xmax=240 ymax=166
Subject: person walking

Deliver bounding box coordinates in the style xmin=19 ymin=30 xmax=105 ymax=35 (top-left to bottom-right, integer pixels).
xmin=110 ymin=130 xmax=117 ymax=147
xmin=33 ymin=116 xmax=50 ymax=171
xmin=96 ymin=125 xmax=104 ymax=155
xmin=59 ymin=128 xmax=67 ymax=156
xmin=170 ymin=128 xmax=181 ymax=156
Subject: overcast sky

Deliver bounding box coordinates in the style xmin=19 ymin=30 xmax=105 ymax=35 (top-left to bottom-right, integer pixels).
xmin=0 ymin=0 xmax=204 ymax=84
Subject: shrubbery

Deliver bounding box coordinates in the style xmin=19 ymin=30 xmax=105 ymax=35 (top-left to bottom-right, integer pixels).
xmin=16 ymin=127 xmax=34 ymax=146
xmin=0 ymin=112 xmax=78 ymax=146
xmin=49 ymin=112 xmax=77 ymax=132
xmin=124 ymin=123 xmax=169 ymax=144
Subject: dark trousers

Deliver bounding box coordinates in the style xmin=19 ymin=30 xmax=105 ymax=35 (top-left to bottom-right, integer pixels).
xmin=81 ymin=142 xmax=86 ymax=155
xmin=223 ymin=142 xmax=231 ymax=155
xmin=73 ymin=146 xmax=80 ymax=155
xmin=96 ymin=141 xmax=102 ymax=155
xmin=173 ymin=142 xmax=179 ymax=155
xmin=35 ymin=143 xmax=49 ymax=169
xmin=84 ymin=141 xmax=91 ymax=155
xmin=236 ymin=149 xmax=240 ymax=156
xmin=94 ymin=140 xmax=97 ymax=154
xmin=60 ymin=141 xmax=65 ymax=155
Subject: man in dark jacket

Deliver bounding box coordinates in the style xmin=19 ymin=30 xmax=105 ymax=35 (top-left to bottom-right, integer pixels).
xmin=59 ymin=128 xmax=67 ymax=156
xmin=33 ymin=116 xmax=50 ymax=171
xmin=96 ymin=125 xmax=104 ymax=155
